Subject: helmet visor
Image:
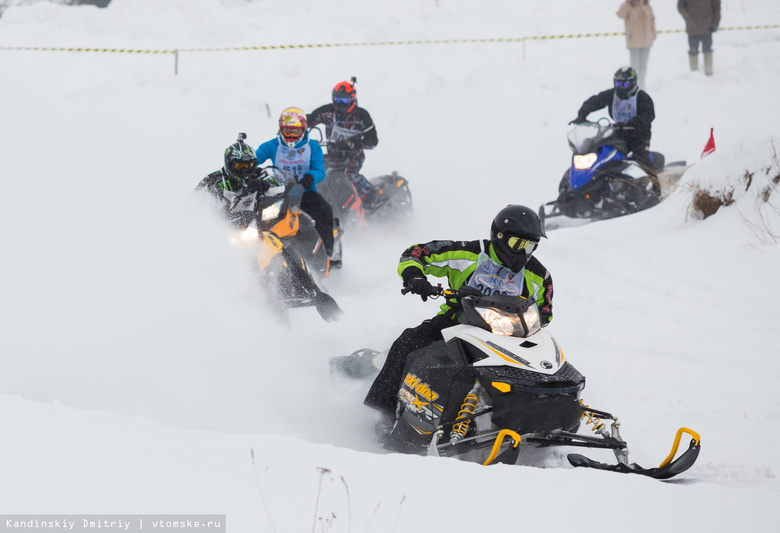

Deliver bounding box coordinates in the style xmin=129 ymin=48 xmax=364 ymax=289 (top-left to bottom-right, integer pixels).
xmin=281 ymin=126 xmax=304 ymax=141
xmin=503 ymin=235 xmax=538 ymax=254
xmin=232 ymin=161 xmax=255 ymax=171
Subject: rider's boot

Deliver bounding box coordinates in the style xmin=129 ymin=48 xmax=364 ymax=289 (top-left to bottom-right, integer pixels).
xmin=327 ymin=219 xmax=342 ymax=270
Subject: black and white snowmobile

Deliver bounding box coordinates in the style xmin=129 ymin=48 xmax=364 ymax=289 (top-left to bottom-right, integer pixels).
xmin=331 ymin=288 xmax=700 ymax=479
xmin=309 ymin=127 xmax=413 ymax=228
xmin=539 ymin=120 xmax=689 ymax=231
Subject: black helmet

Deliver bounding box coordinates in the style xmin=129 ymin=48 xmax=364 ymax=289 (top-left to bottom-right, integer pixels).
xmin=613 ymin=66 xmax=638 ymax=100
xmin=224 ymin=133 xmax=257 ymax=181
xmin=332 ymin=80 xmax=357 ymax=113
xmin=490 ymin=205 xmax=547 ymax=271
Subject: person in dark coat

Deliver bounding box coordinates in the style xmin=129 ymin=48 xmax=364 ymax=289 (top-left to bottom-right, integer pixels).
xmin=678 ymin=0 xmax=721 ymax=75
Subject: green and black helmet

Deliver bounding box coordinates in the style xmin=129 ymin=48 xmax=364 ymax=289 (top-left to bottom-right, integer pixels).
xmin=224 ymin=133 xmax=257 ymax=181
xmin=613 ymin=66 xmax=639 ymax=100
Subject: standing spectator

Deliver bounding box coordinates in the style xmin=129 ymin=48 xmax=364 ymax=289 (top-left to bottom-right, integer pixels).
xmin=617 ymin=0 xmax=656 ymax=89
xmin=678 ymin=0 xmax=721 ymax=76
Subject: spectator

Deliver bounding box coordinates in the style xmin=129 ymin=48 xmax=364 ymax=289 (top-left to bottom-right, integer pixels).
xmin=678 ymin=0 xmax=721 ymax=76
xmin=617 ymin=0 xmax=656 ymax=89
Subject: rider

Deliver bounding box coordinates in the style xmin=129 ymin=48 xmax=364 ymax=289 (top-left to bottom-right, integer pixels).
xmin=196 ymin=134 xmax=282 ymax=218
xmin=307 ymin=79 xmax=379 ymax=205
xmin=364 ymin=205 xmax=553 ymax=431
xmin=256 ymin=107 xmax=338 ymax=264
xmin=569 ymin=66 xmax=658 ymax=190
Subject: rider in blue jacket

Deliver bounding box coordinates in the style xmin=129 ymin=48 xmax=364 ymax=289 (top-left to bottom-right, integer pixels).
xmin=256 ymin=107 xmax=336 ymax=261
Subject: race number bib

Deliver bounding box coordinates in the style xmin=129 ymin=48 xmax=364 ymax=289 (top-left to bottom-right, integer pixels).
xmin=228 ymin=191 xmax=257 ymax=216
xmin=612 ymin=93 xmax=638 ymax=124
xmin=466 ymin=253 xmax=524 ymax=296
xmin=330 ymin=124 xmax=357 ymax=143
xmin=275 ymin=143 xmax=312 ymax=180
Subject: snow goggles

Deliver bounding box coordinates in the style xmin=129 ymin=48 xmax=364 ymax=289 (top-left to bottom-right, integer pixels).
xmin=501 ymin=234 xmax=538 ymax=254
xmin=281 ymin=126 xmax=304 ymax=139
xmin=333 ymin=97 xmax=354 ymax=105
xmin=232 ymin=161 xmax=254 ymax=171
xmin=615 ymin=80 xmax=633 ymax=89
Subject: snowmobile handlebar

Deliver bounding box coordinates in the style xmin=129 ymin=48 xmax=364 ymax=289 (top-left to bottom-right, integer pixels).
xmin=401 ymin=284 xmax=487 ymax=300
xmin=574 ymin=119 xmax=635 ymax=131
xmin=308 ymin=124 xmax=374 ymax=150
xmin=400 ymin=281 xmax=446 ymax=300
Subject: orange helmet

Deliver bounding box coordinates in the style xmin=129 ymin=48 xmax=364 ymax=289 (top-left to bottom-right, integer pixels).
xmin=278 ymin=107 xmax=307 ymax=148
xmin=332 ymin=81 xmax=357 ymax=113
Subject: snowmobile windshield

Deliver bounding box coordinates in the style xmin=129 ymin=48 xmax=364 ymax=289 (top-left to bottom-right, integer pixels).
xmin=460 ymin=293 xmax=542 ymax=338
xmin=567 ymin=122 xmax=618 ymax=155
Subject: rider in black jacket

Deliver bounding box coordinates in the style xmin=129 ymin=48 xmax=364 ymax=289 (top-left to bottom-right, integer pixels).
xmin=570 ymin=66 xmax=657 ymax=183
xmin=308 ymin=79 xmax=379 ymax=203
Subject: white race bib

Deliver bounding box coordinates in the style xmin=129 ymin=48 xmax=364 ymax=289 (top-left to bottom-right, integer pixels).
xmin=466 ymin=253 xmax=524 ymax=296
xmin=612 ymin=93 xmax=638 ymax=124
xmin=275 ymin=143 xmax=312 ymax=180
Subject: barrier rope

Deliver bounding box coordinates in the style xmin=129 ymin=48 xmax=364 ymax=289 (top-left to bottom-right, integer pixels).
xmin=1 ymin=24 xmax=776 ymax=74
xmin=0 ymin=24 xmax=776 ymax=55
xmin=0 ymin=45 xmax=174 ymax=53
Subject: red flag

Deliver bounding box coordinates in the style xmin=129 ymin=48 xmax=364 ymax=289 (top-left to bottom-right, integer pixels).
xmin=701 ymin=128 xmax=716 ymax=159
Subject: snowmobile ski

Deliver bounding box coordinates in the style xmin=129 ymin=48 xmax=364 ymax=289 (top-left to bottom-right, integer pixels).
xmin=567 ymin=427 xmax=701 ymax=480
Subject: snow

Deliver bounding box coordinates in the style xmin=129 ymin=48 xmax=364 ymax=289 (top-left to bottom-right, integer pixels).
xmin=1 ymin=0 xmax=779 ymax=531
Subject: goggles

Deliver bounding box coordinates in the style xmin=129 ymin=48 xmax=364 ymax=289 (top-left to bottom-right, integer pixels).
xmin=232 ymin=161 xmax=254 ymax=171
xmin=615 ymin=80 xmax=633 ymax=89
xmin=501 ymin=234 xmax=538 ymax=254
xmin=333 ymin=97 xmax=354 ymax=105
xmin=281 ymin=126 xmax=304 ymax=139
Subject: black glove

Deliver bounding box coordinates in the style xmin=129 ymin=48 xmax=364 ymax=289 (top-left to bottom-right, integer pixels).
xmin=569 ymin=116 xmax=586 ymax=125
xmin=300 ymin=173 xmax=314 ymax=190
xmin=711 ymin=25 xmax=718 ymax=33
xmin=245 ymin=179 xmax=270 ymax=194
xmin=403 ymin=275 xmax=437 ymax=302
xmin=349 ymin=135 xmax=364 ymax=149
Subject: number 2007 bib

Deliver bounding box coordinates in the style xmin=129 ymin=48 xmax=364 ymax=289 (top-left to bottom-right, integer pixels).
xmin=466 ymin=253 xmax=524 ymax=296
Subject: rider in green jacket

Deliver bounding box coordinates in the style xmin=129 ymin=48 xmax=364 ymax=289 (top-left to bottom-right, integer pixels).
xmin=364 ymin=205 xmax=553 ymax=426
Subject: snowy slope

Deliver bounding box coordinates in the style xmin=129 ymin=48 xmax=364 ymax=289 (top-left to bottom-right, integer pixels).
xmin=1 ymin=1 xmax=779 ymax=531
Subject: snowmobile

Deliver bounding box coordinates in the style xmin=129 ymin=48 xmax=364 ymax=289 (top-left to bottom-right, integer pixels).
xmin=222 ymin=169 xmax=342 ymax=322
xmin=225 ymin=167 xmax=343 ymax=276
xmin=539 ymin=119 xmax=689 ymax=231
xmin=232 ymin=228 xmax=342 ymax=322
xmin=330 ymin=288 xmax=700 ymax=479
xmin=309 ymin=127 xmax=413 ymax=227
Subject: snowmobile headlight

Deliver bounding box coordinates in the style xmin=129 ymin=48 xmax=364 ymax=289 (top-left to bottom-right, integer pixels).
xmin=260 ymin=200 xmax=283 ymax=222
xmin=478 ymin=308 xmax=522 ymax=336
xmin=573 ymin=153 xmax=598 ymax=170
xmin=476 ymin=304 xmax=542 ymax=337
xmin=238 ymin=226 xmax=259 ymax=242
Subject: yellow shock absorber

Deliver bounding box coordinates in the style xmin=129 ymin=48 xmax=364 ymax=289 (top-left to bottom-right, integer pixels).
xmin=450 ymin=383 xmax=482 ymax=445
xmin=580 ymin=400 xmax=607 ymax=436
